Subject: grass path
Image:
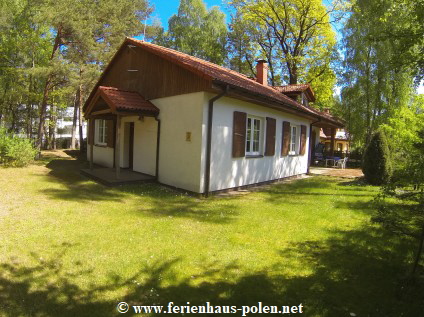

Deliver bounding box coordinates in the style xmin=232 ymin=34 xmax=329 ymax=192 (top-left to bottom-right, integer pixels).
xmin=0 ymin=152 xmax=422 ymax=316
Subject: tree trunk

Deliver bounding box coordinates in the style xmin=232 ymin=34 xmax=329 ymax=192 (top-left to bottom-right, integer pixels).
xmin=71 ymin=89 xmax=79 ymax=149
xmin=288 ymin=62 xmax=298 ymax=84
xmin=36 ymin=31 xmax=62 ymax=152
xmin=49 ymin=104 xmax=57 ymax=150
xmin=36 ymin=79 xmax=51 ymax=151
xmin=78 ymin=84 xmax=84 ymax=152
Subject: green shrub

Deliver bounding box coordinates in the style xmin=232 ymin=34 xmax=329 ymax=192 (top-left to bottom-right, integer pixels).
xmin=0 ymin=128 xmax=37 ymax=167
xmin=362 ymin=130 xmax=393 ymax=185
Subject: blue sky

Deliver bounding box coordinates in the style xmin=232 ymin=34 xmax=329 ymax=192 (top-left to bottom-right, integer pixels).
xmin=150 ymin=0 xmax=231 ymax=29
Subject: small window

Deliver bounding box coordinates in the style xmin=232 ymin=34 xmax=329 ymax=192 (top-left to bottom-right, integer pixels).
xmin=289 ymin=125 xmax=300 ymax=155
xmin=246 ymin=116 xmax=263 ymax=156
xmin=302 ymin=93 xmax=309 ymax=106
xmin=95 ymin=119 xmax=108 ymax=145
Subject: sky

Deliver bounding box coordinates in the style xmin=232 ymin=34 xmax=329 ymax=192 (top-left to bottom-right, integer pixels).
xmin=150 ymin=0 xmax=230 ymax=29
xmin=148 ymin=0 xmax=424 ymax=93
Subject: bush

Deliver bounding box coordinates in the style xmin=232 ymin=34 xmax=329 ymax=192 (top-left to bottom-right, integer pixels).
xmin=362 ymin=130 xmax=392 ymax=185
xmin=0 ymin=128 xmax=37 ymax=167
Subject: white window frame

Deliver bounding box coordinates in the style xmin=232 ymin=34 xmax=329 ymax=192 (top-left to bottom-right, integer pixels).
xmin=289 ymin=124 xmax=300 ymax=155
xmin=245 ymin=115 xmax=264 ymax=156
xmin=95 ymin=119 xmax=107 ymax=146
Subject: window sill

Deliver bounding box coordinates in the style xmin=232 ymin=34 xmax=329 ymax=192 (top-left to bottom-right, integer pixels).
xmin=94 ymin=143 xmax=108 ymax=148
xmin=246 ymin=155 xmax=264 ymax=158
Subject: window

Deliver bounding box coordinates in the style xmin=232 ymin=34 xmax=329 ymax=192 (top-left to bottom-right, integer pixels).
xmin=95 ymin=119 xmax=108 ymax=145
xmin=301 ymin=93 xmax=309 ymax=107
xmin=337 ymin=143 xmax=343 ymax=152
xmin=289 ymin=125 xmax=299 ymax=155
xmin=246 ymin=116 xmax=263 ymax=156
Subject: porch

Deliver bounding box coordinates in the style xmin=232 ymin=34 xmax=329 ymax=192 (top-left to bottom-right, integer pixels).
xmin=309 ymin=166 xmax=363 ymax=179
xmin=81 ymin=167 xmax=156 ymax=186
xmin=84 ymin=86 xmax=160 ymax=184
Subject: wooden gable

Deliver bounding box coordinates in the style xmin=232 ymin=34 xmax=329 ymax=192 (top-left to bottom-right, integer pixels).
xmin=99 ymin=46 xmax=211 ymax=101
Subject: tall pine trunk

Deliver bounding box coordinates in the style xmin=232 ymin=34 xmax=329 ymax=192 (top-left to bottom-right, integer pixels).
xmin=78 ymin=84 xmax=84 ymax=153
xmin=36 ymin=31 xmax=62 ymax=152
xmin=71 ymin=89 xmax=79 ymax=149
xmin=36 ymin=79 xmax=51 ymax=151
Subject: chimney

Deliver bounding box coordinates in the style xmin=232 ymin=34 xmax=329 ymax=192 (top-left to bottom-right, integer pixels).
xmin=323 ymin=108 xmax=331 ymax=114
xmin=256 ymin=60 xmax=268 ymax=86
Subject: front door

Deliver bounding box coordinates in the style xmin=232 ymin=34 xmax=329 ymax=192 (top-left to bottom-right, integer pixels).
xmin=129 ymin=122 xmax=134 ymax=169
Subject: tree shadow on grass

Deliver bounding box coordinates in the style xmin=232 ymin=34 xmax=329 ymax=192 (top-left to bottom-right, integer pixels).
xmin=2 ymin=224 xmax=423 ymax=317
xmin=39 ymin=158 xmax=237 ymax=224
xmin=39 ymin=159 xmax=126 ymax=203
xmin=276 ymin=225 xmax=424 ymax=317
xmin=257 ymin=177 xmax=377 ymax=207
xmin=117 ymin=184 xmax=239 ymax=224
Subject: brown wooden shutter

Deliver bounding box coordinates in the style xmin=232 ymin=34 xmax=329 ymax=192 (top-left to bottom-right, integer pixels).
xmin=232 ymin=111 xmax=247 ymax=157
xmin=88 ymin=119 xmax=95 ymax=145
xmin=300 ymin=125 xmax=307 ymax=155
xmin=106 ymin=119 xmax=115 ymax=148
xmin=265 ymin=117 xmax=276 ymax=156
xmin=281 ymin=121 xmax=291 ymax=156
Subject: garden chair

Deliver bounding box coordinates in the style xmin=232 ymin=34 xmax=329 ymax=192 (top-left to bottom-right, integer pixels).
xmin=336 ymin=157 xmax=348 ymax=169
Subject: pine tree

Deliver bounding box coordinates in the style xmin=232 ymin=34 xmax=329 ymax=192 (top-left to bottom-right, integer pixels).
xmin=362 ymin=130 xmax=393 ymax=185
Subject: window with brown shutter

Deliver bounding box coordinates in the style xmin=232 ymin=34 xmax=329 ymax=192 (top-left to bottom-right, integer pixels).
xmin=281 ymin=121 xmax=291 ymax=156
xmin=265 ymin=117 xmax=276 ymax=156
xmin=106 ymin=119 xmax=115 ymax=148
xmin=299 ymin=125 xmax=307 ymax=155
xmin=232 ymin=111 xmax=247 ymax=157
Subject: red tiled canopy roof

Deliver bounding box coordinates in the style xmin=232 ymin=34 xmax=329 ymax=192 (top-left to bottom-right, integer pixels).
xmin=98 ymin=86 xmax=159 ymax=115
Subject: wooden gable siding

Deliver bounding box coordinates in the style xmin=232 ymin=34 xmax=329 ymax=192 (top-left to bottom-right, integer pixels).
xmin=100 ymin=46 xmax=211 ymax=101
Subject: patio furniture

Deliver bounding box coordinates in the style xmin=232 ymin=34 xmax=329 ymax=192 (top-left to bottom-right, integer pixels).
xmin=325 ymin=158 xmax=335 ymax=167
xmin=336 ymin=157 xmax=348 ymax=169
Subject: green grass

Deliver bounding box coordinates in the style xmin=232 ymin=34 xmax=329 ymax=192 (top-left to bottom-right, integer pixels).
xmin=0 ymin=153 xmax=422 ymax=316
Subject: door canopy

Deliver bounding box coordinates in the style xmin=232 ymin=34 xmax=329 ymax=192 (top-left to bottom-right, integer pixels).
xmin=85 ymin=86 xmax=159 ymax=118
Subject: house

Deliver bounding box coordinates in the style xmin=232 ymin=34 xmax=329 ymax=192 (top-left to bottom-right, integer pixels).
xmin=82 ymin=38 xmax=344 ymax=194
xmin=320 ymin=127 xmax=349 ymax=154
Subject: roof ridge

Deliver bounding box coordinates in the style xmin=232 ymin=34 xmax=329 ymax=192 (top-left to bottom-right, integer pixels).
xmin=126 ymin=38 xmax=306 ymax=105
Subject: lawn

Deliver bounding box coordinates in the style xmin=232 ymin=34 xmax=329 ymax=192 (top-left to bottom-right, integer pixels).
xmin=0 ymin=152 xmax=422 ymax=317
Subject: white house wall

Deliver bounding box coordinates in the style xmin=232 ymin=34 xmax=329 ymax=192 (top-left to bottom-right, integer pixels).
xmin=87 ymin=144 xmax=114 ymax=168
xmin=207 ymin=94 xmax=311 ymax=192
xmin=151 ymin=92 xmax=205 ymax=193
xmin=119 ymin=116 xmax=157 ymax=176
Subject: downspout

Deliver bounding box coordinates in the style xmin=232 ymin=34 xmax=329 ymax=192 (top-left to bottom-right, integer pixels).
xmin=204 ymin=85 xmax=229 ymax=197
xmin=307 ymin=118 xmax=321 ymax=174
xmin=154 ymin=116 xmax=161 ymax=180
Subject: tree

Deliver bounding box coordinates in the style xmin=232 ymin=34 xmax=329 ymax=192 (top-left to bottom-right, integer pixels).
xmin=32 ymin=0 xmax=154 ymax=151
xmin=156 ymin=0 xmax=227 ymax=65
xmin=373 ymin=128 xmax=424 ymax=276
xmin=0 ymin=0 xmax=51 ymax=137
xmin=340 ymin=0 xmax=422 ymax=148
xmin=362 ymin=130 xmax=392 ymax=185
xmin=228 ymin=0 xmax=343 ymax=108
xmin=226 ymin=14 xmax=261 ymax=78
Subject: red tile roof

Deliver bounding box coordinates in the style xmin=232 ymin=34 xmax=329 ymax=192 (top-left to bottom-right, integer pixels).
xmin=273 ymin=84 xmax=316 ymax=102
xmin=99 ymin=86 xmax=159 ymax=115
xmin=273 ymin=84 xmax=311 ymax=93
xmin=84 ymin=38 xmax=343 ymax=127
xmin=125 ymin=38 xmax=338 ymax=124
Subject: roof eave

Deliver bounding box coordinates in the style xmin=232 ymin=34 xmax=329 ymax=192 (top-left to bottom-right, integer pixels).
xmin=212 ymin=79 xmax=343 ymax=127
